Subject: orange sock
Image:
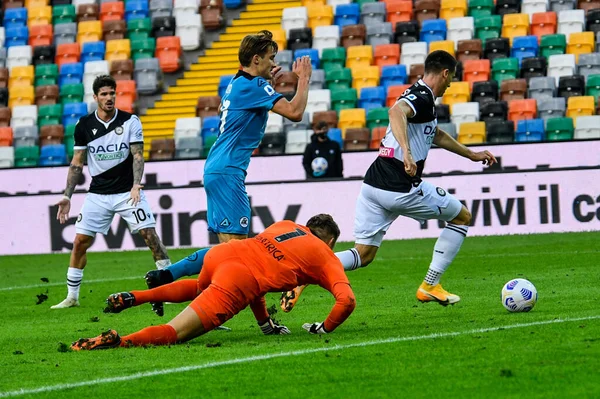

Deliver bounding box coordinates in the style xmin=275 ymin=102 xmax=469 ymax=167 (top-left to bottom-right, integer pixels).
xmin=131 ymin=279 xmax=198 ymax=305
xmin=120 ymin=324 xmax=178 ymax=347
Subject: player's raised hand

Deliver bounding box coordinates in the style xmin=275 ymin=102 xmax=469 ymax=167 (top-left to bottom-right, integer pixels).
xmin=302 ymin=322 xmax=328 ymax=334
xmin=403 ymin=152 xmax=417 ymax=177
xmin=470 ymin=150 xmax=497 ymax=167
xmin=259 ymin=318 xmax=291 ymax=335
xmin=56 ymin=197 xmax=71 ymax=224
xmin=129 ymin=184 xmax=143 ymax=207
xmin=292 ymin=56 xmax=312 ymax=80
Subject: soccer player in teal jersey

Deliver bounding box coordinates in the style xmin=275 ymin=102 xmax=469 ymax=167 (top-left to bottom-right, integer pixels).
xmin=143 ymin=31 xmax=313 ymax=316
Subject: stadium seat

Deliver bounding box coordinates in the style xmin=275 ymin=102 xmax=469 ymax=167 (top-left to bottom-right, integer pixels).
xmin=468 ymin=0 xmax=494 ymax=17
xmin=152 ymin=17 xmax=176 ymax=38
xmin=463 ymin=59 xmax=490 ymax=88
xmin=442 ymin=81 xmax=470 ymax=110
xmin=83 ymin=60 xmax=109 ymax=91
xmin=540 ymin=34 xmax=567 ymax=58
xmin=275 ymin=50 xmax=293 ymax=72
xmin=13 ymin=125 xmax=39 ymax=147
xmin=5 ymin=26 xmax=29 ymax=48
xmin=288 ymin=27 xmax=312 ymax=52
xmin=200 ymin=116 xmax=219 ymax=140
xmin=306 ymin=89 xmax=331 ymax=118
xmin=456 ymin=39 xmax=482 ymax=63
xmin=155 ymin=36 xmax=182 ymax=72
xmin=6 ymin=45 xmax=32 ymax=70
xmin=115 ymin=80 xmax=136 ymax=112
xmin=369 ymin=126 xmax=386 ymax=148
xmin=346 ymin=45 xmax=373 ymax=70
xmin=150 ymin=0 xmax=172 ymax=20
xmin=475 ymin=15 xmax=502 ymax=42
xmin=174 ymin=117 xmax=201 ymax=142
xmin=29 ymin=24 xmax=53 ymax=48
xmin=258 ymin=133 xmax=285 ymax=156
xmin=10 ymin=104 xmax=37 ymax=127
xmin=335 ymin=3 xmax=360 ymax=27
xmin=59 ymin=83 xmax=83 ymax=104
xmin=579 ymin=0 xmax=600 ymax=13
xmin=0 ymin=68 xmax=7 ymax=88
xmin=352 ymin=65 xmax=379 ymax=95
xmin=313 ymin=26 xmax=340 ymax=55
xmin=326 ymin=126 xmax=343 ymax=148
xmin=511 ymin=36 xmax=539 ymax=65
xmin=440 ymin=0 xmax=467 ymax=20
xmin=8 ymin=65 xmax=34 ymax=89
xmin=358 ymin=86 xmax=386 ymax=111
xmin=39 ymin=124 xmax=65 ymax=147
xmin=566 ymin=32 xmax=594 ymax=62
xmin=515 ymin=118 xmax=545 ymax=141
xmin=307 ymin=4 xmax=333 ymax=29
xmin=566 ymin=95 xmax=594 ymax=118
xmin=496 ymin=0 xmax=520 ymax=16
xmin=0 ymin=145 xmax=15 ymax=167
xmin=80 ymin=41 xmax=105 ymax=65
xmin=77 ymin=20 xmax=102 ymax=45
xmin=521 ymin=0 xmax=548 ymax=15
xmin=500 ymin=78 xmax=528 ymax=101
xmin=400 ymin=41 xmax=427 ymax=70
xmin=585 ymin=73 xmax=600 ymax=100
xmin=196 ymin=96 xmax=220 ymax=118
xmin=218 ymin=75 xmax=234 ymax=98
xmin=545 ymin=116 xmax=573 ymax=140
xmin=586 ymin=9 xmax=600 ymax=35
xmin=343 ymin=127 xmax=369 ymax=150
xmin=437 ymin=122 xmax=457 ymax=139
xmin=266 ymin=113 xmax=284 ymax=134
xmin=386 ymin=84 xmax=411 ymax=107
xmin=312 ymin=110 xmax=338 ymax=129
xmin=471 ymin=80 xmax=498 ymax=105
xmin=492 ymin=57 xmax=519 ymax=84
xmin=38 ymin=143 xmax=67 ymax=165
xmin=283 ymin=112 xmax=311 ymax=133
xmin=414 ymin=0 xmax=440 ymax=25
xmin=480 ymin=100 xmax=508 ymax=123
xmin=32 ymin=45 xmax=55 ymax=66
xmin=134 ymin=58 xmax=162 ymax=94
xmin=295 ymin=48 xmax=320 ymax=69
xmin=367 ymin=22 xmax=393 ymax=47
xmin=557 ymin=10 xmax=585 ymax=42
xmin=100 ymin=2 xmax=125 ymax=22
xmin=548 ymin=54 xmax=577 ymax=84
xmin=53 ymin=23 xmax=76 ymax=46
xmin=420 ymin=19 xmax=446 ymax=44
xmin=0 ymin=107 xmax=10 ymax=126
xmin=508 ymin=98 xmax=537 ymax=122
xmin=110 ymin=59 xmax=134 ymax=81
xmin=55 ymin=43 xmax=79 ymax=68
xmin=9 ymin=85 xmax=35 ymax=107
xmin=131 ymin=37 xmax=156 ymax=61
xmin=502 ymin=14 xmax=530 ymax=44
xmin=35 ymin=84 xmax=59 ymax=106
xmin=486 ymin=120 xmax=514 ymax=143
xmin=53 ymin=5 xmax=76 ymax=25
xmin=0 ymin=48 xmax=6 ymax=67
xmin=531 ymin=12 xmax=557 ymax=40
xmin=14 ymin=144 xmax=39 ymax=167
xmin=380 ymin=64 xmax=406 ymax=90
xmin=199 ymin=0 xmax=224 ymax=31
xmin=104 ymin=20 xmax=127 ymax=42
xmin=528 ymin=76 xmax=556 ymax=101
xmin=453 ymin=61 xmax=463 ymax=82
xmin=577 ymin=53 xmax=600 ymax=80
xmin=331 ymin=87 xmax=357 ymax=112
xmin=520 ymin=57 xmax=548 ymax=80
xmin=394 ymin=20 xmax=419 ymax=45
xmin=174 ymin=136 xmax=203 ymax=159
xmin=127 ymin=18 xmax=151 ymax=41
xmin=0 ymin=87 xmax=8 ymax=107
xmin=457 ymin=121 xmax=485 ymax=144
xmin=447 ymin=17 xmax=474 ymax=45
xmin=429 ymin=40 xmax=455 ymax=56
xmin=385 ymin=0 xmax=413 ymax=25
xmin=58 ymin=62 xmax=83 ymax=87
xmin=285 ymin=129 xmax=311 ymax=154
xmin=451 ymin=102 xmax=479 ymax=127
xmin=338 ymin=108 xmax=366 ymax=134
xmin=373 ymin=44 xmax=399 ymax=71
xmin=325 ymin=67 xmax=352 ymax=90
xmin=365 ymin=106 xmax=388 ymax=129
xmin=484 ymin=37 xmax=510 ymax=61
xmin=537 ymin=97 xmax=566 ymax=121
xmin=3 ymin=8 xmax=27 ymax=29
xmin=574 ymin=115 xmax=600 ymax=138
xmin=173 ymin=0 xmax=197 ymax=20
xmin=341 ymin=24 xmax=366 ymax=48
xmin=282 ymin=7 xmax=308 ymax=35
xmin=149 ymin=139 xmax=175 ymax=160
xmin=77 ymin=3 xmax=100 ymax=23
xmin=105 ymin=39 xmax=131 ymax=63
xmin=125 ymin=0 xmax=149 ymax=22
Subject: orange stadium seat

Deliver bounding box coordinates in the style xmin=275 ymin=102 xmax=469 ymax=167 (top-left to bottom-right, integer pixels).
xmin=508 ymin=99 xmax=537 ymax=122
xmin=116 ymin=80 xmax=136 ymax=113
xmin=374 ymin=44 xmax=400 ymax=70
xmin=463 ymin=59 xmax=490 ymax=88
xmin=386 ymin=0 xmax=413 ymax=25
xmin=29 ymin=24 xmax=53 ymax=47
xmin=307 ymin=4 xmax=333 ymax=30
xmin=370 ymin=126 xmax=387 ymax=149
xmin=101 ymin=2 xmax=125 ymax=22
xmin=156 ymin=36 xmax=182 ymax=73
xmin=0 ymin=127 xmax=13 ymax=146
xmin=55 ymin=43 xmax=81 ymax=68
xmin=531 ymin=12 xmax=557 ymax=40
xmin=440 ymin=0 xmax=466 ymax=20
xmin=387 ymin=84 xmax=411 ymax=107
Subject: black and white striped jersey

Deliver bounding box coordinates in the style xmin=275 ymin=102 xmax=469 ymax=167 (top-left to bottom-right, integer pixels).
xmin=364 ymin=79 xmax=438 ymax=193
xmin=73 ymin=109 xmax=144 ymax=195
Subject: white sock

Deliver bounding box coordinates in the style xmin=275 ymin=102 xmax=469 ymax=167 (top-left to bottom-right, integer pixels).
xmin=426 ymin=223 xmax=468 ymax=284
xmin=336 ymin=248 xmax=362 ymax=271
xmin=155 ymin=259 xmax=171 ymax=270
xmin=67 ymin=267 xmax=84 ymax=300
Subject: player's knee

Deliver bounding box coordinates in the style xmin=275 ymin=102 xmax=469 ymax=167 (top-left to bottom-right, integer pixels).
xmin=356 ymin=246 xmax=377 ymax=267
xmin=73 ymin=235 xmax=93 ymax=253
xmin=452 ymin=207 xmax=472 ymax=226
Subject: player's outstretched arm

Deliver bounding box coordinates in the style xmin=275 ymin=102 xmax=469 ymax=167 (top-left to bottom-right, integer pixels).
xmin=389 ymin=100 xmax=417 ymax=176
xmin=433 ymin=127 xmax=497 ymax=166
xmin=304 ymin=283 xmax=356 ymax=334
xmin=129 ymin=143 xmax=144 ymax=206
xmin=271 ymin=56 xmax=312 ymax=122
xmin=56 ymin=149 xmax=86 ymax=224
xmin=250 ymin=296 xmax=291 ymax=335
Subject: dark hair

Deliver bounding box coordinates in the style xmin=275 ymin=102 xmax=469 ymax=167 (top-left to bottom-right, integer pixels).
xmin=238 ymin=30 xmax=278 ymax=67
xmin=92 ymin=75 xmax=117 ymax=95
xmin=424 ymin=50 xmax=457 ymax=75
xmin=315 ymin=121 xmax=329 ymax=131
xmin=306 ymin=214 xmax=340 ymax=244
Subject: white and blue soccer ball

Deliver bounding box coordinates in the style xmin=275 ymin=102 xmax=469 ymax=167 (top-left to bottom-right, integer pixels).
xmin=311 ymin=157 xmax=328 ymax=177
xmin=501 ymin=278 xmax=538 ymax=313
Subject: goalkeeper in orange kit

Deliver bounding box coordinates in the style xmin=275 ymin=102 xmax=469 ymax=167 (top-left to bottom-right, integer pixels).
xmin=71 ymin=214 xmax=356 ymax=350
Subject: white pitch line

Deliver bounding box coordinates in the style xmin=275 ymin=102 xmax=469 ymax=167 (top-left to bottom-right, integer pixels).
xmin=0 ymin=276 xmax=141 ymax=292
xmin=0 ymin=315 xmax=598 ymax=398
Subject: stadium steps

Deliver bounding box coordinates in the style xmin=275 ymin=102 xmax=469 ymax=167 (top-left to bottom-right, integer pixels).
xmin=140 ymin=0 xmax=299 ymax=158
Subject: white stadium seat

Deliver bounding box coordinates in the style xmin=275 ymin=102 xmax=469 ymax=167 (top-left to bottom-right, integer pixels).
xmin=173 ymin=0 xmax=199 ymax=20
xmin=0 ymin=147 xmax=14 ymax=169
xmin=548 ymin=54 xmax=576 ymax=85
xmin=266 ymin=112 xmax=284 ymax=134
xmin=174 ymin=117 xmax=201 ymax=142
xmin=447 ymin=17 xmax=474 ymax=46
xmin=521 ymin=0 xmax=548 ymax=17
xmin=575 ymin=116 xmax=600 ymax=139
xmin=305 ymin=89 xmax=331 ymax=120
xmin=83 ymin=61 xmax=110 ymax=94
xmin=400 ymin=42 xmax=428 ymax=70
xmin=451 ymin=102 xmax=479 ymax=127
xmin=0 ymin=27 xmax=5 ymax=49
xmin=176 ymin=14 xmax=203 ymax=51
xmin=10 ymin=105 xmax=38 ymax=128
xmin=282 ymin=7 xmax=308 ymax=37
xmin=285 ymin=129 xmax=311 ymax=154
xmin=313 ymin=25 xmax=340 ymax=56
xmin=6 ymin=45 xmax=32 ymax=71
xmin=557 ymin=9 xmax=585 ymax=41
xmin=327 ymin=0 xmax=351 ymax=6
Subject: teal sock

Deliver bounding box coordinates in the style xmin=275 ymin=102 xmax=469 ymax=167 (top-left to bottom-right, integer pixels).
xmin=167 ymin=248 xmax=209 ymax=280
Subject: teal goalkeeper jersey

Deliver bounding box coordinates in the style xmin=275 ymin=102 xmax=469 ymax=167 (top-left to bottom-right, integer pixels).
xmin=204 ymin=70 xmax=284 ymax=176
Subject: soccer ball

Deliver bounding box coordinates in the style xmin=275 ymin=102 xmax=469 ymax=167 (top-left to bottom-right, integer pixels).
xmin=311 ymin=157 xmax=328 ymax=177
xmin=501 ymin=278 xmax=538 ymax=312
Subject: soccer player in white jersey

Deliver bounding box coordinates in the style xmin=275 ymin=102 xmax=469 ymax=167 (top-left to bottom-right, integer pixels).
xmin=282 ymin=50 xmax=497 ymax=309
xmin=51 ymin=75 xmax=171 ymax=309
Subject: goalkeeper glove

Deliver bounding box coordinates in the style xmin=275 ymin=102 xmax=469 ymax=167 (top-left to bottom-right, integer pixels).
xmin=302 ymin=322 xmax=329 ymax=334
xmin=259 ymin=318 xmax=291 ymax=335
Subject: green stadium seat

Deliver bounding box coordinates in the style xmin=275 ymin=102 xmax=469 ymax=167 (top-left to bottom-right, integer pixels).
xmin=545 ymin=117 xmax=574 ymax=141
xmin=492 ymin=58 xmax=519 ymax=84
xmin=331 ymin=88 xmax=358 ymax=113
xmin=325 ymin=67 xmax=353 ymax=90
xmin=14 ymin=145 xmax=40 ymax=167
xmin=53 ymin=5 xmax=77 ymax=24
xmin=38 ymin=104 xmax=63 ymax=127
xmin=321 ymin=47 xmax=346 ymax=71
xmin=127 ymin=18 xmax=152 ymax=40
xmin=64 ymin=124 xmax=75 ymax=159
xmin=131 ymin=37 xmax=156 ymax=61
xmin=59 ymin=83 xmax=84 ymax=105
xmin=586 ymin=75 xmax=600 ymax=104
xmin=475 ymin=15 xmax=502 ymax=42
xmin=540 ymin=34 xmax=566 ymax=59
xmin=202 ymin=135 xmax=217 ymax=158
xmin=366 ymin=107 xmax=389 ymax=130
xmin=468 ymin=0 xmax=494 ymax=18
xmin=35 ymin=64 xmax=59 ymax=87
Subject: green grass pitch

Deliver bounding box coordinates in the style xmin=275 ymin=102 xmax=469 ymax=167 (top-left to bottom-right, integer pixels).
xmin=0 ymin=232 xmax=599 ymax=398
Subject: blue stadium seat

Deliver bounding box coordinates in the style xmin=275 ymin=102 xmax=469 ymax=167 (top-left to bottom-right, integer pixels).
xmin=125 ymin=0 xmax=150 ymax=22
xmin=59 ymin=63 xmax=83 ymax=87
xmin=81 ymin=41 xmax=106 ymax=64
xmin=5 ymin=26 xmax=29 ymax=48
xmin=201 ymin=116 xmax=220 ymax=140
xmin=358 ymin=86 xmax=386 ymax=111
xmin=39 ymin=144 xmax=68 ymax=166
xmin=3 ymin=8 xmax=27 ymax=29
xmin=515 ymin=118 xmax=545 ymax=142
xmin=380 ymin=65 xmax=407 ymax=90
xmin=294 ymin=48 xmax=320 ymax=70
xmin=334 ymin=4 xmax=360 ymax=28
xmin=62 ymin=102 xmax=88 ymax=127
xmin=511 ymin=36 xmax=539 ymax=65
xmin=419 ymin=19 xmax=447 ymax=44
xmin=327 ymin=128 xmax=343 ymax=149
xmin=218 ymin=74 xmax=234 ymax=98
xmin=223 ymin=0 xmax=244 ymax=8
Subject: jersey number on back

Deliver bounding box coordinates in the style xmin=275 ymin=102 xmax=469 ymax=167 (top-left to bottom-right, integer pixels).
xmin=274 ymin=228 xmax=307 ymax=242
xmin=219 ymin=100 xmax=231 ymax=135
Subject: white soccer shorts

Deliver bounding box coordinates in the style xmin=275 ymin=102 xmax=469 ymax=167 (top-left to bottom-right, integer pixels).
xmin=75 ymin=191 xmax=156 ymax=237
xmin=354 ymin=181 xmax=463 ymax=247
